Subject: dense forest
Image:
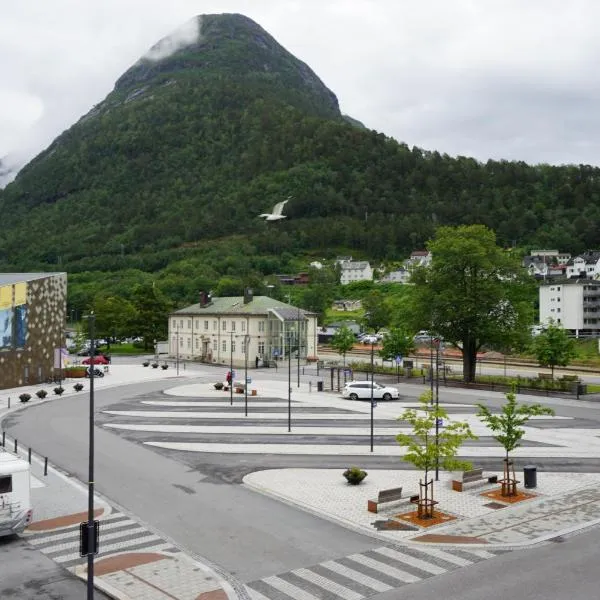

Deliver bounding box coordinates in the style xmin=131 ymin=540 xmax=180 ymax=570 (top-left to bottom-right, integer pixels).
xmin=1 ymin=13 xmax=600 ymax=314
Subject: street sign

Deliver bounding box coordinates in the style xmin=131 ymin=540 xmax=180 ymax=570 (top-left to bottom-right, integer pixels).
xmin=246 ymin=376 xmax=252 ymax=384
xmin=372 ymin=400 xmax=377 ymax=408
xmin=79 ymin=520 xmax=100 ymax=556
xmin=436 ymin=418 xmax=444 ymax=427
xmin=395 ymin=355 xmax=402 ymax=365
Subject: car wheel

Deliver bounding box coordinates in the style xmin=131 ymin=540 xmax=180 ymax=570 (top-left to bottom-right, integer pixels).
xmin=349 ymin=393 xmax=358 ymax=401
xmin=382 ymin=393 xmax=392 ymax=401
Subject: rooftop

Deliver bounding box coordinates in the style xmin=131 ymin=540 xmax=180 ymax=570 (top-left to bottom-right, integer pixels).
xmin=0 ymin=272 xmax=66 ymax=286
xmin=173 ymin=295 xmax=313 ymax=317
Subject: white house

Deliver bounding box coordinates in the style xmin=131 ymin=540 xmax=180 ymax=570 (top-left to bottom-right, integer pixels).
xmin=566 ymin=251 xmax=600 ymax=279
xmin=539 ymin=279 xmax=600 ymax=337
xmin=168 ymin=290 xmax=319 ymax=367
xmin=378 ymin=267 xmax=411 ymax=284
xmin=339 ymin=261 xmax=373 ymax=285
xmin=405 ymin=250 xmax=432 ymax=269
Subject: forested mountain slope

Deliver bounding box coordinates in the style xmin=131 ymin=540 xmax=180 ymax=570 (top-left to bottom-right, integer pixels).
xmin=1 ymin=13 xmax=600 ymax=307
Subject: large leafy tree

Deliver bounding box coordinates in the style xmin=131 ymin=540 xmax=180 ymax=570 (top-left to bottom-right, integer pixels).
xmin=92 ymin=295 xmax=137 ymax=347
xmin=361 ymin=289 xmax=390 ymax=333
xmin=330 ymin=325 xmax=356 ymax=370
xmin=379 ymin=328 xmax=414 ymax=362
xmin=409 ymin=225 xmax=534 ymax=382
xmin=531 ymin=321 xmax=577 ymax=378
xmin=130 ymin=283 xmax=172 ymax=350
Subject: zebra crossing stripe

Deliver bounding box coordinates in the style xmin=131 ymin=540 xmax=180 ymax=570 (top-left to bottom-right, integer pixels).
xmin=319 ymin=560 xmax=394 ymax=592
xmin=245 ymin=587 xmax=273 ymax=600
xmin=29 ymin=517 xmax=139 ymax=547
xmin=457 ymin=548 xmax=497 ymax=559
xmin=346 ymin=554 xmax=422 ymax=583
xmin=412 ymin=546 xmax=473 ymax=567
xmin=261 ymin=575 xmax=322 ymax=600
xmin=373 ymin=547 xmax=448 ymax=575
xmin=292 ymin=567 xmax=363 ymax=600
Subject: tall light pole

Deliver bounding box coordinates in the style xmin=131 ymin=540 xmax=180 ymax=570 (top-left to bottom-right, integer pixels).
xmin=370 ymin=341 xmax=375 ymax=452
xmin=176 ymin=324 xmax=180 ymax=376
xmin=230 ymin=330 xmax=233 ymax=406
xmin=288 ymin=330 xmax=292 ymax=432
xmin=435 ymin=338 xmax=440 ymax=481
xmin=86 ymin=313 xmax=96 ymax=600
xmin=297 ymin=307 xmax=301 ymax=388
xmin=244 ymin=334 xmax=249 ymax=417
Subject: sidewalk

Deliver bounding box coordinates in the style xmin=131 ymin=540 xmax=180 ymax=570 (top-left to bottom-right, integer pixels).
xmin=244 ymin=467 xmax=600 ymax=549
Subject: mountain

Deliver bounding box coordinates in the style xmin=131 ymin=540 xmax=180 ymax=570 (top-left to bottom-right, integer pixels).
xmin=2 ymin=13 xmax=600 ymax=312
xmin=0 ymin=157 xmax=17 ymax=188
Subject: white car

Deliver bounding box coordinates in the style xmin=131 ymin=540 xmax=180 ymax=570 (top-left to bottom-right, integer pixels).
xmin=342 ymin=381 xmax=399 ymax=401
xmin=361 ymin=334 xmax=379 ymax=344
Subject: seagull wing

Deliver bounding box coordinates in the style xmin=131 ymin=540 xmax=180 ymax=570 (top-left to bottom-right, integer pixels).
xmin=272 ymin=199 xmax=289 ymax=216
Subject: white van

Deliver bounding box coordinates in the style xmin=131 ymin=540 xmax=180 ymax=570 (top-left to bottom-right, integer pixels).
xmin=0 ymin=449 xmax=33 ymax=537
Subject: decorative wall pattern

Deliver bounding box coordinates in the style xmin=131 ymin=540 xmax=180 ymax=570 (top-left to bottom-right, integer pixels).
xmin=0 ymin=273 xmax=67 ymax=389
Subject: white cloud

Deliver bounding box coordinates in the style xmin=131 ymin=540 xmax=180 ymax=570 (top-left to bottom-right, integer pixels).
xmin=2 ymin=0 xmax=600 ymax=172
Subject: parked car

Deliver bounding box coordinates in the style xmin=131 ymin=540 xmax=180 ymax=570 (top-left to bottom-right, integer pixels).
xmin=342 ymin=381 xmax=399 ymax=401
xmin=82 ymin=355 xmax=109 ymax=365
xmin=361 ymin=334 xmax=379 ymax=344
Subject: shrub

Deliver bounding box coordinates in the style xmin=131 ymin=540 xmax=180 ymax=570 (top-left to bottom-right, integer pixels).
xmin=142 ymin=361 xmax=150 ymax=367
xmin=343 ymin=467 xmax=368 ymax=485
xmin=36 ymin=389 xmax=48 ymax=399
xmin=152 ymin=363 xmax=159 ymax=369
xmin=214 ymin=382 xmax=224 ymax=390
xmin=74 ymin=383 xmax=84 ymax=392
xmin=161 ymin=364 xmax=168 ymax=370
xmin=54 ymin=386 xmax=64 ymax=396
xmin=19 ymin=393 xmax=31 ymax=403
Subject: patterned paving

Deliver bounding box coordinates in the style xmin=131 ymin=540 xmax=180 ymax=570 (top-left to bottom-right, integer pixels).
xmin=245 ymin=544 xmax=503 ymax=600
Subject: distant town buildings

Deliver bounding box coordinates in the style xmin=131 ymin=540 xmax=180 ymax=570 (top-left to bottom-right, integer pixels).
xmin=337 ymin=257 xmax=374 ymax=285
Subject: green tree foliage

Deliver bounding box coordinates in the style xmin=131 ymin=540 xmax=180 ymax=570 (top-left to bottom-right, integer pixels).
xmin=531 ymin=321 xmax=577 ymax=378
xmin=129 ymin=283 xmax=172 ymax=349
xmin=408 ymin=225 xmax=534 ymax=382
xmin=330 ymin=326 xmax=356 ymax=369
xmin=477 ymin=389 xmax=554 ymax=462
xmin=396 ymin=391 xmax=477 ymax=487
xmin=362 ymin=290 xmax=390 ymax=333
xmin=92 ymin=296 xmax=137 ymax=346
xmin=379 ymin=328 xmax=414 ymax=362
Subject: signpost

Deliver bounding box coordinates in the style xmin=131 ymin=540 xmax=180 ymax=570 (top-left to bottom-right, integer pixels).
xmin=395 ymin=354 xmax=402 ymax=382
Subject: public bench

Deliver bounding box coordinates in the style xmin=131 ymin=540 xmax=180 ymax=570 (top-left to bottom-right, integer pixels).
xmin=451 ymin=468 xmax=488 ymax=492
xmin=368 ymin=487 xmax=419 ymax=513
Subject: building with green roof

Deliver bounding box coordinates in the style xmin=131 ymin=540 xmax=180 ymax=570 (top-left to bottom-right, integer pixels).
xmin=169 ymin=290 xmax=318 ymax=367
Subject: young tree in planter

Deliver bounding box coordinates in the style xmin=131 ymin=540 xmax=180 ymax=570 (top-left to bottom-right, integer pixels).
xmin=330 ymin=326 xmax=356 ymax=371
xmin=397 ymin=391 xmax=477 ymax=515
xmin=379 ymin=328 xmax=414 ymax=375
xmin=477 ymin=388 xmax=554 ymax=496
xmin=531 ymin=321 xmax=577 ymax=379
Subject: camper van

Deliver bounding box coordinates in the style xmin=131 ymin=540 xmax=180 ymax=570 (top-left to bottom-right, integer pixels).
xmin=0 ymin=449 xmax=33 ymax=537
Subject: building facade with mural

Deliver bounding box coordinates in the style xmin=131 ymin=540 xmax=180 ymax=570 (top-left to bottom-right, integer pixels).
xmin=0 ymin=273 xmax=67 ymax=390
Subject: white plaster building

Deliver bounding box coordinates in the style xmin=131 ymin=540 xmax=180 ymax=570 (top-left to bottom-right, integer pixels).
xmin=539 ymin=280 xmax=600 ymax=337
xmin=168 ymin=290 xmax=318 ymax=367
xmin=339 ymin=261 xmax=373 ymax=285
xmin=378 ymin=267 xmax=411 ymax=284
xmin=566 ymin=252 xmax=600 ymax=279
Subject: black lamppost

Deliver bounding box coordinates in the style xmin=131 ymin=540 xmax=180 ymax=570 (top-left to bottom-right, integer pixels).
xmin=176 ymin=324 xmax=180 ymax=376
xmin=230 ymin=330 xmax=233 ymax=406
xmin=288 ymin=330 xmax=292 ymax=432
xmin=370 ymin=341 xmax=375 ymax=452
xmin=434 ymin=338 xmax=441 ymax=481
xmin=244 ymin=334 xmax=249 ymax=417
xmin=85 ymin=313 xmax=96 ymax=599
xmin=297 ymin=307 xmax=301 ymax=388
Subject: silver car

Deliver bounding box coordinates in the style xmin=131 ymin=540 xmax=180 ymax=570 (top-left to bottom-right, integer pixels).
xmin=342 ymin=381 xmax=399 ymax=401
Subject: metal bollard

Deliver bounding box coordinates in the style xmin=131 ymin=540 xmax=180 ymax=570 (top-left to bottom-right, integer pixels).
xmin=309 ymin=381 xmax=312 ymax=393
xmin=1 ymin=431 xmax=4 ymax=447
xmin=28 ymin=447 xmax=32 ymax=464
xmin=7 ymin=397 xmax=10 ymax=409
xmin=14 ymin=439 xmax=18 ymax=453
xmin=44 ymin=457 xmax=48 ymax=476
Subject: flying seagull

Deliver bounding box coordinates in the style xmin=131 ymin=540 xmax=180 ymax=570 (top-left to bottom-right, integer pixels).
xmin=259 ymin=196 xmax=291 ymax=221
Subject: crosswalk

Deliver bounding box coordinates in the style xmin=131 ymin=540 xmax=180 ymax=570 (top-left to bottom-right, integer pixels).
xmin=25 ymin=511 xmax=178 ymax=570
xmin=246 ymin=544 xmax=502 ymax=600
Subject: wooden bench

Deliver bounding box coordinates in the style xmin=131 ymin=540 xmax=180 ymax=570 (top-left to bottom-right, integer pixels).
xmin=452 ymin=468 xmax=486 ymax=492
xmin=368 ymin=487 xmax=419 ymax=513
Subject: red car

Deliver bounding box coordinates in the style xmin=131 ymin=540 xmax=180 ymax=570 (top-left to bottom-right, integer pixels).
xmin=82 ymin=355 xmax=109 ymax=365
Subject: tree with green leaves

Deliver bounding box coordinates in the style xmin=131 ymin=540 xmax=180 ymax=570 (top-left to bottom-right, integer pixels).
xmin=92 ymin=295 xmax=137 ymax=348
xmin=361 ymin=289 xmax=390 ymax=333
xmin=130 ymin=283 xmax=172 ymax=350
xmin=409 ymin=225 xmax=534 ymax=382
xmin=477 ymin=389 xmax=554 ymax=495
xmin=379 ymin=328 xmax=414 ymax=363
xmin=330 ymin=326 xmax=356 ymax=370
xmin=397 ymin=391 xmax=477 ymax=504
xmin=531 ymin=321 xmax=577 ymax=378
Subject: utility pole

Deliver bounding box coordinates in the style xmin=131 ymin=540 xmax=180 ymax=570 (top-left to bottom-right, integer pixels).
xmin=288 ymin=330 xmax=292 ymax=432
xmin=86 ymin=314 xmax=96 ymax=600
xmin=297 ymin=307 xmax=301 ymax=388
xmin=370 ymin=341 xmax=375 ymax=452
xmin=230 ymin=330 xmax=233 ymax=406
xmin=244 ymin=334 xmax=249 ymax=417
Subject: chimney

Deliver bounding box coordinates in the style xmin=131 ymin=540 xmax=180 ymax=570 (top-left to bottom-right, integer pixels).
xmin=243 ymin=288 xmax=253 ymax=304
xmin=199 ymin=291 xmax=208 ymax=307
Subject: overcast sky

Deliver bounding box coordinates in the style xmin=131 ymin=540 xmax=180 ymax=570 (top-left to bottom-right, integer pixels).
xmin=2 ymin=0 xmax=600 ymax=178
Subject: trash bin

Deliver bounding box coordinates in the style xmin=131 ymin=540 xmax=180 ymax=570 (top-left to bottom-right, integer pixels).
xmin=317 ymin=381 xmax=324 ymax=392
xmin=524 ymin=465 xmax=537 ymax=488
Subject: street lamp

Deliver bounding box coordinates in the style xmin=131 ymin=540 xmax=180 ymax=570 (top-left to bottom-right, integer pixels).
xmin=370 ymin=341 xmax=375 ymax=452
xmin=244 ymin=334 xmax=249 ymax=417
xmin=230 ymin=330 xmax=233 ymax=406
xmin=297 ymin=307 xmax=301 ymax=388
xmin=84 ymin=313 xmax=96 ymax=600
xmin=288 ymin=330 xmax=292 ymax=432
xmin=434 ymin=338 xmax=441 ymax=481
xmin=176 ymin=324 xmax=180 ymax=376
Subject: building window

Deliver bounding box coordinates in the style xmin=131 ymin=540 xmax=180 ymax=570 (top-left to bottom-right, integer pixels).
xmin=187 ymin=338 xmax=191 ymax=348
xmin=195 ymin=338 xmax=199 ymax=348
xmin=172 ymin=319 xmax=177 ymax=328
xmin=195 ymin=319 xmax=199 ymax=329
xmin=231 ymin=340 xmax=236 ymax=353
xmin=222 ymin=340 xmax=226 ymax=352
xmin=204 ymin=320 xmax=209 ymax=330
xmin=231 ymin=321 xmax=236 ymax=332
xmin=180 ymin=320 xmax=183 ymax=329
xmin=258 ymin=321 xmax=265 ymax=332
xmin=180 ymin=337 xmax=183 ymax=346
xmin=557 ymin=308 xmax=561 ymax=313
xmin=213 ymin=320 xmax=217 ymax=331
xmin=258 ymin=341 xmax=265 ymax=355
xmin=242 ymin=339 xmax=247 ymax=354
xmin=222 ymin=320 xmax=227 ymax=331
xmin=241 ymin=321 xmax=246 ymax=332
xmin=188 ymin=320 xmax=191 ymax=329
